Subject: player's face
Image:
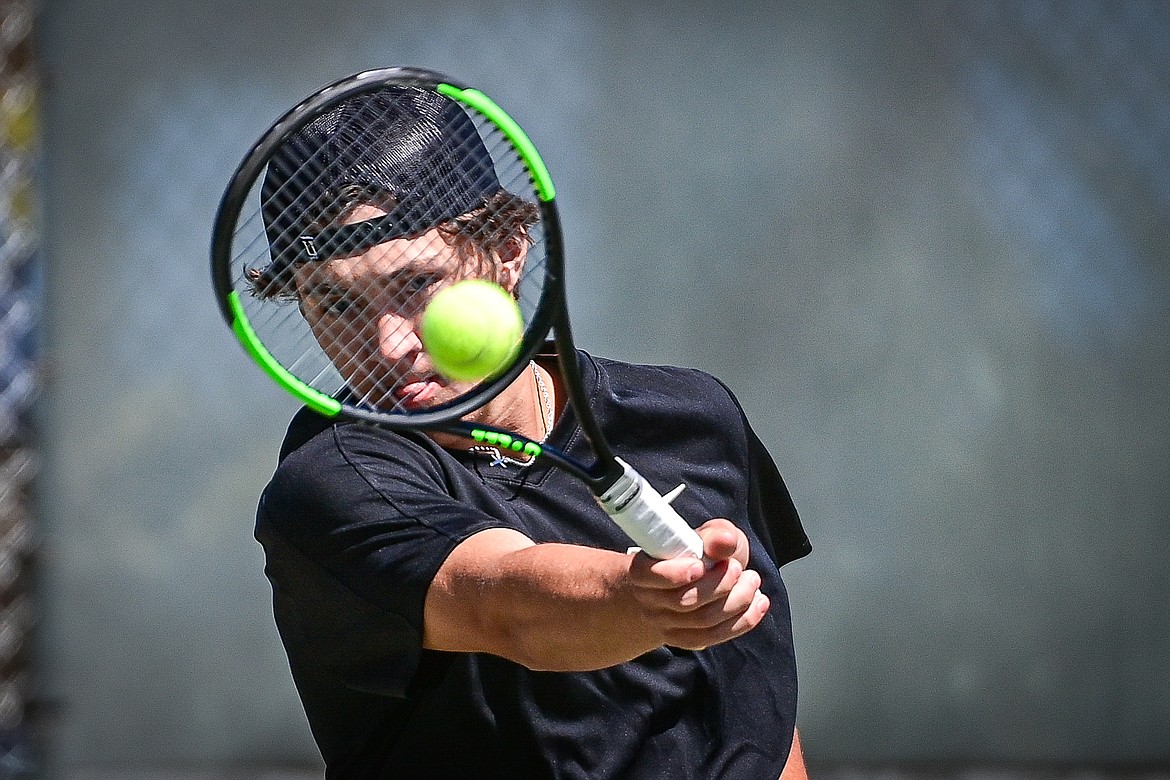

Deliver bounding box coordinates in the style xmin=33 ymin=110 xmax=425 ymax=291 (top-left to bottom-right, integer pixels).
xmin=294 ymin=205 xmax=481 ymax=411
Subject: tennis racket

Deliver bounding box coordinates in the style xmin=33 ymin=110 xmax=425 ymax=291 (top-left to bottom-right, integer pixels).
xmin=211 ymin=66 xmax=702 ymax=560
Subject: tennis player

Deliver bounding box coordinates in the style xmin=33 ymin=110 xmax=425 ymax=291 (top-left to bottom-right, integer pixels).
xmin=252 ymin=87 xmax=812 ymax=779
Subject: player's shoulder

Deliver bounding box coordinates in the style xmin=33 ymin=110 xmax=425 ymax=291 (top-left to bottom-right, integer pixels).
xmin=271 ymin=407 xmax=438 ymax=492
xmin=260 ymin=409 xmax=451 ymax=539
xmin=590 ymin=353 xmax=737 ymax=407
xmin=587 ymin=353 xmax=746 ymax=433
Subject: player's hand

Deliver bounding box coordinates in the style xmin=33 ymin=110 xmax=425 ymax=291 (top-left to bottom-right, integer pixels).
xmin=626 ymin=518 xmax=770 ymax=650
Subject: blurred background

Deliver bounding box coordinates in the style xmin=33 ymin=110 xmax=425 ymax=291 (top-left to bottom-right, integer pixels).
xmin=0 ymin=0 xmax=1164 ymax=777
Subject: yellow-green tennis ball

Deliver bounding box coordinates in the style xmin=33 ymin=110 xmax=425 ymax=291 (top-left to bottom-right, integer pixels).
xmin=421 ymin=279 xmax=523 ymax=382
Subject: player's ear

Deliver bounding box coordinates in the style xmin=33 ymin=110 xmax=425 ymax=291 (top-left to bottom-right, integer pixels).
xmin=495 ymin=235 xmax=528 ymax=293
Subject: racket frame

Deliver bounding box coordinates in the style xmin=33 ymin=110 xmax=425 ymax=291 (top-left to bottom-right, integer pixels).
xmin=213 ymin=69 xmax=564 ymax=421
xmin=211 ymin=68 xmax=709 ymax=559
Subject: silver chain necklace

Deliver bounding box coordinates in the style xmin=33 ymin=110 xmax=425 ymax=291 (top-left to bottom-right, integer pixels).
xmin=468 ymin=361 xmax=552 ymax=468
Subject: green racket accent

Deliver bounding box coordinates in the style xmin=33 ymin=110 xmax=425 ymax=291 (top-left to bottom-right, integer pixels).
xmin=438 ymin=83 xmax=556 ymax=202
xmin=470 ymin=428 xmax=544 ymax=459
xmin=227 ymin=291 xmax=342 ymax=417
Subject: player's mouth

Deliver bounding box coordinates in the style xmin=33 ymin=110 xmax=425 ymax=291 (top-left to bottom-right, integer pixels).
xmin=394 ymin=376 xmax=445 ymax=408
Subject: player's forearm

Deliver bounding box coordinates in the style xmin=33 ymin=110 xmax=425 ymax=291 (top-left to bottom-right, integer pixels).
xmin=492 ymin=542 xmax=671 ymax=670
xmin=429 ymin=539 xmax=661 ymax=671
xmin=423 ymin=523 xmax=768 ymax=671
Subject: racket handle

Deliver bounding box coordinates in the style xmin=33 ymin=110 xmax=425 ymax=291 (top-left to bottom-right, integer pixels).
xmin=595 ymin=457 xmax=705 ymax=560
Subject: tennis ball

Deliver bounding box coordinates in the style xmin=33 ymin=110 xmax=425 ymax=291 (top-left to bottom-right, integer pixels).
xmin=421 ymin=279 xmax=523 ymax=382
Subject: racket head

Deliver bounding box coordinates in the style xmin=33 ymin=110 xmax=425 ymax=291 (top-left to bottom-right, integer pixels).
xmin=211 ymin=67 xmax=563 ymax=429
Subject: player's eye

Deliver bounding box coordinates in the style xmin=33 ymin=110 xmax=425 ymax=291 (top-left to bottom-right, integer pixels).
xmin=401 ymin=273 xmax=442 ymax=297
xmin=309 ymin=289 xmax=354 ymax=318
xmin=325 ymin=297 xmax=353 ymax=316
xmin=388 ymin=274 xmax=445 ymax=312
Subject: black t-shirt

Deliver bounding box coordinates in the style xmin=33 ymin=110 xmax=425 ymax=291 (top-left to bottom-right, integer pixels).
xmin=255 ymin=351 xmax=811 ymax=779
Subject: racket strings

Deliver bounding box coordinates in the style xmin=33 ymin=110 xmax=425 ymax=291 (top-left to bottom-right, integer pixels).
xmin=230 ymin=85 xmax=549 ymax=417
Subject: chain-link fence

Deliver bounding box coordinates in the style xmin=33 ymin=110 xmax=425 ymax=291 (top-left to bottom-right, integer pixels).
xmin=0 ymin=0 xmax=39 ymax=777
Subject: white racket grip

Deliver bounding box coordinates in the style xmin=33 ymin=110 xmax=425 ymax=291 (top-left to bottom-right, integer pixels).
xmin=595 ymin=457 xmax=704 ymax=560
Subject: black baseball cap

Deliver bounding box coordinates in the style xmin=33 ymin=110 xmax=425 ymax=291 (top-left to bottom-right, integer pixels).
xmin=256 ymin=86 xmax=500 ymax=290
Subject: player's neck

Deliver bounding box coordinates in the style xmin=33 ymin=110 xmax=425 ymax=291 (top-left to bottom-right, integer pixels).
xmin=430 ymin=361 xmax=559 ymax=452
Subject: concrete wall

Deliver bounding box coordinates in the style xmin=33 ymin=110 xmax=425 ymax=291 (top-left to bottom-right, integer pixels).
xmin=35 ymin=0 xmax=1170 ymax=772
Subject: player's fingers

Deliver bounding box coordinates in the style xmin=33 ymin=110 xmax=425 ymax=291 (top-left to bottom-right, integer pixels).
xmin=696 ymin=519 xmax=738 ymax=559
xmin=728 ymin=589 xmax=770 ymax=634
xmin=634 ymin=556 xmax=743 ymax=614
xmin=679 ymin=567 xmax=761 ymax=627
xmin=665 ymin=588 xmax=771 ymax=650
xmin=675 ymin=557 xmax=741 ymax=609
xmin=695 ymin=518 xmax=747 ymax=565
xmin=627 ymin=550 xmax=705 ymax=591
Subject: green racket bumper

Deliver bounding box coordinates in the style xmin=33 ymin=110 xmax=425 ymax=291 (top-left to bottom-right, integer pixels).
xmin=227 ymin=291 xmax=342 ymax=417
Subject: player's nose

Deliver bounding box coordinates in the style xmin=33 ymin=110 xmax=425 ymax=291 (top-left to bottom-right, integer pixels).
xmin=375 ymin=311 xmax=422 ymax=363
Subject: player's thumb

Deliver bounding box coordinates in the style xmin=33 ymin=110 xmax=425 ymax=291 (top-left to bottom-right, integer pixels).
xmin=695 ymin=518 xmax=741 ymax=562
